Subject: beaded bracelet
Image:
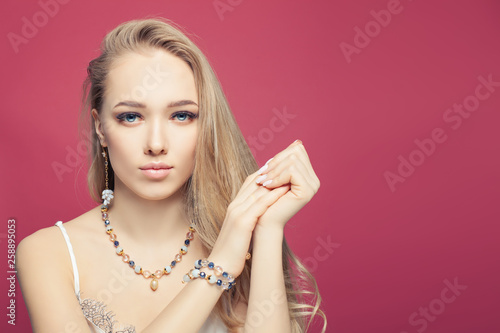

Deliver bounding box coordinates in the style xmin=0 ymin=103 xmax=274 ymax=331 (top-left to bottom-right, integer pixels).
xmin=182 ymin=258 xmax=236 ymax=291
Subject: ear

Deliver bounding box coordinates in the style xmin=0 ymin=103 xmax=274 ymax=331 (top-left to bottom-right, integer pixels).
xmin=92 ymin=109 xmax=107 ymax=147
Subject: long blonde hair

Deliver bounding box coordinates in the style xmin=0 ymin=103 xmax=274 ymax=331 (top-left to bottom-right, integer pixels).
xmin=80 ymin=18 xmax=326 ymax=332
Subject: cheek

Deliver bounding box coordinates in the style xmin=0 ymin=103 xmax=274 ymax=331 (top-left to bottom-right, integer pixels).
xmin=105 ymin=131 xmax=140 ymax=168
xmin=174 ymin=129 xmax=197 ymax=165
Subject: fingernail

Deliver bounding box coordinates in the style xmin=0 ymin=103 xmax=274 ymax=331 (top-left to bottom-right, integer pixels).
xmin=257 ymin=164 xmax=268 ymax=174
xmin=294 ymin=139 xmax=302 ymax=145
xmin=262 ymin=180 xmax=272 ymax=187
xmin=256 ymin=174 xmax=267 ymax=184
xmin=257 ymin=158 xmax=273 ymax=174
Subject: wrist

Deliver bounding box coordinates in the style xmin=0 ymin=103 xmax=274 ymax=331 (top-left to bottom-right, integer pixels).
xmin=184 ymin=259 xmax=237 ymax=292
xmin=253 ymin=223 xmax=284 ymax=240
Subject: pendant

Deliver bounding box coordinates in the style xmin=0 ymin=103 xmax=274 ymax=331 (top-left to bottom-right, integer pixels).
xmin=150 ymin=278 xmax=159 ymax=291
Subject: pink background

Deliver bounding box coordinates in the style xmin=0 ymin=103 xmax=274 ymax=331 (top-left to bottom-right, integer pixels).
xmin=2 ymin=0 xmax=499 ymax=332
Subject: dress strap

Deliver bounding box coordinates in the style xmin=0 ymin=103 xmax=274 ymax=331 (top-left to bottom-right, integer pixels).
xmin=55 ymin=221 xmax=81 ymax=298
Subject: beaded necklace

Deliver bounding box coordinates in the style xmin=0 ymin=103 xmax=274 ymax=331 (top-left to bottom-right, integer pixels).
xmin=100 ymin=204 xmax=196 ymax=291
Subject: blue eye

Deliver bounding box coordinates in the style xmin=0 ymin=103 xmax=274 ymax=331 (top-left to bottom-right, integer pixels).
xmin=117 ymin=112 xmax=141 ymax=123
xmin=173 ymin=112 xmax=198 ymax=122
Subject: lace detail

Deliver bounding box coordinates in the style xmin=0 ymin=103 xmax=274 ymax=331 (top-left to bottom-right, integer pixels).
xmin=79 ymin=296 xmax=136 ymax=333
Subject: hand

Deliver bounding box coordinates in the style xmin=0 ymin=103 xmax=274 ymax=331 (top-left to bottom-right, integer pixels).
xmin=254 ymin=140 xmax=320 ymax=230
xmin=209 ymin=169 xmax=290 ymax=278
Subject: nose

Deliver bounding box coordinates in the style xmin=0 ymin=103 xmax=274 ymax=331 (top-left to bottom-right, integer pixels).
xmin=145 ymin=117 xmax=167 ymax=156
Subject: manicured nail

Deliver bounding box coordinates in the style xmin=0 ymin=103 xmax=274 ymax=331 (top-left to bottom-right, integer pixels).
xmin=257 ymin=158 xmax=273 ymax=174
xmin=257 ymin=164 xmax=268 ymax=174
xmin=256 ymin=174 xmax=268 ymax=184
xmin=294 ymin=139 xmax=302 ymax=145
xmin=262 ymin=180 xmax=272 ymax=187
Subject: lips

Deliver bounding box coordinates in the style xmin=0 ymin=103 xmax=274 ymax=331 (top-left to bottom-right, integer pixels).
xmin=140 ymin=162 xmax=172 ymax=170
xmin=139 ymin=163 xmax=172 ymax=179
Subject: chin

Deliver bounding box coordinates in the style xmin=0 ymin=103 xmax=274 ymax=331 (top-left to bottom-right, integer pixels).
xmin=136 ymin=186 xmax=184 ymax=202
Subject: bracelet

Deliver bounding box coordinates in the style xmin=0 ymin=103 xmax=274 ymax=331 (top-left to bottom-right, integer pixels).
xmin=182 ymin=258 xmax=236 ymax=291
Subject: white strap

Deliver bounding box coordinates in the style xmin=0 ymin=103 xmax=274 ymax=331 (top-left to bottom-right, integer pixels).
xmin=55 ymin=221 xmax=80 ymax=298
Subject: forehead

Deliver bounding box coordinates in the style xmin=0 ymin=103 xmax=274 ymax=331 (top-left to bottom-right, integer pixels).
xmin=103 ymin=48 xmax=198 ymax=109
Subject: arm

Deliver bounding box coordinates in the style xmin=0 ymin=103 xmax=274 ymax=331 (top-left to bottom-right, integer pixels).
xmin=243 ymin=140 xmax=321 ymax=333
xmin=244 ymin=224 xmax=290 ymax=333
xmin=16 ymin=228 xmax=94 ymax=333
xmin=143 ymin=170 xmax=290 ymax=332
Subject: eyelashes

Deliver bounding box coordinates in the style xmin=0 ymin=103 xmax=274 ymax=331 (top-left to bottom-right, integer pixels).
xmin=116 ymin=112 xmax=141 ymax=123
xmin=115 ymin=111 xmax=198 ymax=124
xmin=172 ymin=111 xmax=198 ymax=122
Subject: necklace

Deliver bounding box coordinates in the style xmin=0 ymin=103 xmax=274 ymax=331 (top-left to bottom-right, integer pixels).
xmin=100 ymin=205 xmax=196 ymax=291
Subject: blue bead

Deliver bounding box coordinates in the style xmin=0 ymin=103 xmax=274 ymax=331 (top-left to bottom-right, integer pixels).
xmin=200 ymin=272 xmax=206 ymax=279
xmin=197 ymin=259 xmax=202 ymax=266
xmin=171 ymin=261 xmax=176 ymax=267
xmin=222 ymin=272 xmax=228 ymax=278
xmin=217 ymin=279 xmax=222 ymax=286
xmin=104 ymin=220 xmax=110 ymax=225
xmin=208 ymin=262 xmax=214 ymax=269
xmin=114 ymin=241 xmax=119 ymax=247
xmin=228 ymin=282 xmax=233 ymax=290
xmin=129 ymin=261 xmax=135 ymax=267
xmin=185 ymin=239 xmax=190 ymax=245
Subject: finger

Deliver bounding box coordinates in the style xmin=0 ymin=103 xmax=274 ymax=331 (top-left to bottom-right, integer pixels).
xmin=258 ymin=156 xmax=315 ymax=190
xmin=232 ymin=169 xmax=266 ymax=206
xmin=260 ymin=162 xmax=313 ymax=200
xmin=293 ymin=142 xmax=317 ymax=181
xmin=243 ymin=184 xmax=291 ymax=221
xmin=262 ymin=141 xmax=319 ymax=186
xmin=257 ymin=140 xmax=306 ymax=177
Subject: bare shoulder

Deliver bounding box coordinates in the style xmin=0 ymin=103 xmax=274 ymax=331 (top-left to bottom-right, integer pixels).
xmin=16 ymin=223 xmax=66 ymax=265
xmin=15 ymin=208 xmax=101 ymax=332
xmin=16 ymin=207 xmax=100 ymax=261
xmin=16 ymin=207 xmax=101 ymax=288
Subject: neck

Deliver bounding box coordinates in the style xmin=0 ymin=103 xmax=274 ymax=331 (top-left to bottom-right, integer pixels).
xmin=104 ymin=181 xmax=191 ymax=244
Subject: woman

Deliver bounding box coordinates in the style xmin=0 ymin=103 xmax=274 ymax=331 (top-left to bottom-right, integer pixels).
xmin=16 ymin=18 xmax=326 ymax=332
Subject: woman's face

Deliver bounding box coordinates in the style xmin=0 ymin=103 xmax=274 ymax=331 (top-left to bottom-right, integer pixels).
xmin=93 ymin=48 xmax=199 ymax=201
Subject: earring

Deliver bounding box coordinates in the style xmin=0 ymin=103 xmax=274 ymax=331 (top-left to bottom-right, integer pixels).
xmin=101 ymin=147 xmax=114 ymax=206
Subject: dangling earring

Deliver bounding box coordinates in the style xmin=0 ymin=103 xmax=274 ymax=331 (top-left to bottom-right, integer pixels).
xmin=101 ymin=147 xmax=114 ymax=206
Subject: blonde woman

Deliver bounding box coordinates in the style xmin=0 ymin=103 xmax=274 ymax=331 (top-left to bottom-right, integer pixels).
xmin=16 ymin=18 xmax=326 ymax=333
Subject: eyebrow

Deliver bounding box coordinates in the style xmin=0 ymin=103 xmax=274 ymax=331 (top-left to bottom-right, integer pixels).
xmin=113 ymin=100 xmax=198 ymax=109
